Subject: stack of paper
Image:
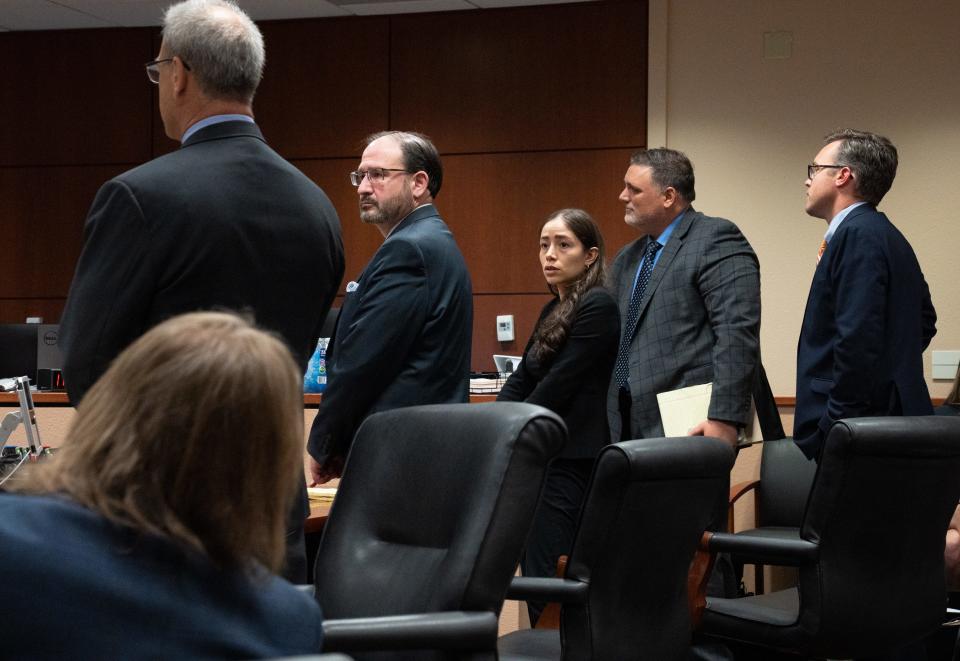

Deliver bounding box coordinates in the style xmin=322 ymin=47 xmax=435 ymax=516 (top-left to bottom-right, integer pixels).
xmin=307 ymin=487 xmax=337 ymax=503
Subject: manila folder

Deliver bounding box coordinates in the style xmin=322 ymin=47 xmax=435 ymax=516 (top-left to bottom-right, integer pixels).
xmin=656 ymin=383 xmax=712 ymax=437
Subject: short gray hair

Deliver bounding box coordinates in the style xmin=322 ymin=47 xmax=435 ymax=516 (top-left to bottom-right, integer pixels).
xmin=162 ymin=0 xmax=265 ymax=103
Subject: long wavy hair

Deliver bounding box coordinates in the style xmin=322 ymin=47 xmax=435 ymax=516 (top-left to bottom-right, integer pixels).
xmin=530 ymin=208 xmax=606 ymax=363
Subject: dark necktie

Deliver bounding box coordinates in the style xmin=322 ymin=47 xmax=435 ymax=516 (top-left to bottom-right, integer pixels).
xmin=614 ymin=240 xmax=662 ymax=389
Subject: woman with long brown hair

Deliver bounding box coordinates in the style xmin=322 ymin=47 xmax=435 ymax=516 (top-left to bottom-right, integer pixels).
xmin=0 ymin=312 xmax=322 ymax=658
xmin=497 ymin=208 xmax=620 ymax=625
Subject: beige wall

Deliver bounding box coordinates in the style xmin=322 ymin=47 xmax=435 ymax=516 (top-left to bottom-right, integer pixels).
xmin=649 ymin=0 xmax=960 ymax=400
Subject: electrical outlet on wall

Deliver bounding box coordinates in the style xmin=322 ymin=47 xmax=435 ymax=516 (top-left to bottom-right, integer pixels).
xmin=933 ymin=351 xmax=960 ymax=379
xmin=496 ymin=315 xmax=515 ymax=342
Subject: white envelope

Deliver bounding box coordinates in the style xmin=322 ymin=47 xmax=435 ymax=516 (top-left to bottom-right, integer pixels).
xmin=656 ymin=383 xmax=712 ymax=437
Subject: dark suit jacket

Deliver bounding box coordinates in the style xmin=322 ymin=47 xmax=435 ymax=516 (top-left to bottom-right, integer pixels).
xmin=794 ymin=204 xmax=936 ymax=459
xmin=308 ymin=204 xmax=473 ymax=466
xmin=0 ymin=492 xmax=323 ymax=660
xmin=606 ymin=208 xmax=761 ymax=442
xmin=498 ymin=287 xmax=619 ymax=459
xmin=59 ymin=120 xmax=345 ymax=402
xmin=58 ymin=120 xmax=344 ymax=582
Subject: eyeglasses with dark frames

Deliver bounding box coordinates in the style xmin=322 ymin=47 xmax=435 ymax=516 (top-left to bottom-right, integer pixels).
xmin=145 ymin=57 xmax=192 ymax=84
xmin=807 ymin=163 xmax=845 ymax=179
xmin=349 ymin=168 xmax=409 ymax=187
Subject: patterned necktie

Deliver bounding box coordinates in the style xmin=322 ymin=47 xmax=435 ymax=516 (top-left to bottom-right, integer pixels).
xmin=816 ymin=238 xmax=828 ymax=264
xmin=614 ymin=240 xmax=662 ymax=389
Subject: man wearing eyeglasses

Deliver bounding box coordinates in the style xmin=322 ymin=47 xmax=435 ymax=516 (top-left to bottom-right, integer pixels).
xmin=795 ymin=129 xmax=936 ymax=461
xmin=58 ymin=0 xmax=344 ymax=582
xmin=306 ymin=131 xmax=472 ymax=485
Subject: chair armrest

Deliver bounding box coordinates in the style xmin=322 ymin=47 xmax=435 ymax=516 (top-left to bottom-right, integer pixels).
xmin=706 ymin=532 xmax=818 ymax=566
xmin=688 ymin=532 xmax=717 ymax=630
xmin=505 ymin=576 xmax=589 ymax=604
xmin=729 ymin=479 xmax=760 ymax=505
xmin=728 ymin=480 xmax=760 ymax=531
xmin=295 ymin=584 xmax=316 ymax=597
xmin=321 ymin=611 xmax=497 ymax=652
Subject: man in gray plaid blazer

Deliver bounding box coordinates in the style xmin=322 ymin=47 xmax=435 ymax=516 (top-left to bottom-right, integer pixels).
xmin=606 ymin=148 xmax=761 ymax=449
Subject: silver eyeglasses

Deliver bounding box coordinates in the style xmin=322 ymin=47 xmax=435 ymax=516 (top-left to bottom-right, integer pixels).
xmin=145 ymin=57 xmax=191 ymax=84
xmin=349 ymin=168 xmax=408 ymax=187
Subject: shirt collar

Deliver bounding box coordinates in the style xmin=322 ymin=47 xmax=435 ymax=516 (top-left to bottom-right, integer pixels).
xmin=653 ymin=209 xmax=685 ymax=247
xmin=824 ymin=201 xmax=868 ymax=243
xmin=181 ymin=114 xmax=255 ymax=143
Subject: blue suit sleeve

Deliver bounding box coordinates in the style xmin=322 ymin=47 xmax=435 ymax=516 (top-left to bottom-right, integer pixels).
xmin=819 ymin=226 xmax=888 ymax=434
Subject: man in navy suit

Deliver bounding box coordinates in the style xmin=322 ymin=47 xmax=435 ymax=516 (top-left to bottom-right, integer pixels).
xmin=59 ymin=0 xmax=344 ymax=581
xmin=795 ymin=129 xmax=936 ymax=460
xmin=307 ymin=131 xmax=473 ymax=484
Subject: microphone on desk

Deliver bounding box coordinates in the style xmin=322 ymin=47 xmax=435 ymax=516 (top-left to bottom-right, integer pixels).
xmin=0 ymin=376 xmax=43 ymax=456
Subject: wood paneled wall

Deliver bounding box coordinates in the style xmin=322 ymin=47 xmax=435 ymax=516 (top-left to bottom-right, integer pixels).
xmin=0 ymin=0 xmax=647 ymax=371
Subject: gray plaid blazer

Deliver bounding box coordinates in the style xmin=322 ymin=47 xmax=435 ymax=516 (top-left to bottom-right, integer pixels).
xmin=606 ymin=208 xmax=761 ymax=442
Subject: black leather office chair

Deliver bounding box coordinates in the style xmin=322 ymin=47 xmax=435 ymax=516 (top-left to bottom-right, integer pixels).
xmin=728 ymin=437 xmax=817 ymax=593
xmin=498 ymin=436 xmax=736 ymax=660
xmin=313 ymin=402 xmax=566 ymax=660
xmin=701 ymin=416 xmax=960 ymax=659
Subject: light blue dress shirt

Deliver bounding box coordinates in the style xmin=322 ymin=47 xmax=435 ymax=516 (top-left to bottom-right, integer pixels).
xmin=631 ymin=210 xmax=684 ymax=293
xmin=823 ymin=201 xmax=868 ymax=243
xmin=181 ymin=113 xmax=255 ymax=143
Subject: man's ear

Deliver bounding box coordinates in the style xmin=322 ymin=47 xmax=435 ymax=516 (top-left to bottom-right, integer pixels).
xmin=172 ymin=56 xmax=190 ymax=96
xmin=835 ymin=166 xmax=854 ymax=189
xmin=661 ymin=186 xmax=679 ymax=208
xmin=410 ymin=171 xmax=430 ymax=200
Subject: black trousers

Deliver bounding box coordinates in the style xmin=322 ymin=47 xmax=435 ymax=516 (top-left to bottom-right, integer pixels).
xmin=521 ymin=457 xmax=594 ymax=626
xmin=283 ymin=476 xmax=309 ymax=584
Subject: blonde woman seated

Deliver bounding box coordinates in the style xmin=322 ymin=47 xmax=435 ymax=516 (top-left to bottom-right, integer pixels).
xmin=497 ymin=208 xmax=620 ymax=625
xmin=0 ymin=312 xmax=322 ymax=659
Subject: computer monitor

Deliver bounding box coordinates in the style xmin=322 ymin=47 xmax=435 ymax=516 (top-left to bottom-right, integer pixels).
xmin=0 ymin=325 xmax=39 ymax=382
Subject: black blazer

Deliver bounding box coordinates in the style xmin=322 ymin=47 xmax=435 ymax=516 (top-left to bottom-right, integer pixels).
xmin=308 ymin=204 xmax=473 ymax=466
xmin=60 ymin=121 xmax=345 ymax=403
xmin=498 ymin=287 xmax=620 ymax=459
xmin=794 ymin=204 xmax=937 ymax=459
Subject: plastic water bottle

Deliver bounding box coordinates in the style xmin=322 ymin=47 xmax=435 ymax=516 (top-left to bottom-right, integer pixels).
xmin=303 ymin=338 xmax=330 ymax=393
xmin=316 ymin=337 xmax=328 ymax=392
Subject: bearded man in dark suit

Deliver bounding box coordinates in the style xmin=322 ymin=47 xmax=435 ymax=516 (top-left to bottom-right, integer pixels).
xmin=307 ymin=131 xmax=472 ymax=485
xmin=59 ymin=0 xmax=344 ymax=582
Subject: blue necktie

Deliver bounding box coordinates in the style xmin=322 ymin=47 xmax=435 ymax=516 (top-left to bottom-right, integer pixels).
xmin=614 ymin=240 xmax=662 ymax=389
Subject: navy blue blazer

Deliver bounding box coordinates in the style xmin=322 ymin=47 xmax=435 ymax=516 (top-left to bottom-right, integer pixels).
xmin=0 ymin=493 xmax=323 ymax=660
xmin=498 ymin=287 xmax=620 ymax=459
xmin=794 ymin=204 xmax=936 ymax=459
xmin=308 ymin=204 xmax=473 ymax=466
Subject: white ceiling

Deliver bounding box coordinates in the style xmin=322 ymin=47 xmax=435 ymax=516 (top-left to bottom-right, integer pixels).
xmin=0 ymin=0 xmax=594 ymax=31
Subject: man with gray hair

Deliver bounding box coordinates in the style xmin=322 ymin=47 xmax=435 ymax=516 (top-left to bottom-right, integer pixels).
xmin=795 ymin=129 xmax=936 ymax=460
xmin=307 ymin=131 xmax=472 ymax=484
xmin=59 ymin=0 xmax=344 ymax=581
